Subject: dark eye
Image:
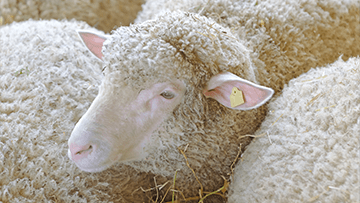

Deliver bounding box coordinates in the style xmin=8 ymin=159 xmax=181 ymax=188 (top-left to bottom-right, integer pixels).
xmin=160 ymin=91 xmax=175 ymax=99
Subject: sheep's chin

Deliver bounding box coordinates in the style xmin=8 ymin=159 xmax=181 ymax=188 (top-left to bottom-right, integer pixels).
xmin=76 ymin=162 xmax=113 ymax=173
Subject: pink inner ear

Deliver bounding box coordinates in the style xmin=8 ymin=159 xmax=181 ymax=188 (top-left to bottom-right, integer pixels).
xmin=204 ymin=81 xmax=273 ymax=110
xmin=79 ymin=32 xmax=106 ymax=60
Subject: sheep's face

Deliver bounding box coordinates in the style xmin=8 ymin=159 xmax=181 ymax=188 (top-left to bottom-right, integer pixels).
xmin=68 ymin=76 xmax=186 ymax=172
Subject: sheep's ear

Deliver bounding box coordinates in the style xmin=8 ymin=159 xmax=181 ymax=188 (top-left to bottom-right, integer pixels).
xmin=77 ymin=30 xmax=108 ymax=60
xmin=203 ymin=72 xmax=274 ymax=110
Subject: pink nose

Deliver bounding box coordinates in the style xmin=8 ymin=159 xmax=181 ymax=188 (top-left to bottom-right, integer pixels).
xmin=69 ymin=143 xmax=94 ymax=161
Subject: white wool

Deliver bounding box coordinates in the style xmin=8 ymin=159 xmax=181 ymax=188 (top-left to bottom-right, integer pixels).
xmin=0 ymin=19 xmax=108 ymax=202
xmin=68 ymin=0 xmax=359 ymax=201
xmin=228 ymin=57 xmax=360 ymax=203
xmin=0 ymin=19 xmax=165 ymax=203
xmin=0 ymin=0 xmax=144 ymax=32
xmin=135 ymin=0 xmax=360 ymax=95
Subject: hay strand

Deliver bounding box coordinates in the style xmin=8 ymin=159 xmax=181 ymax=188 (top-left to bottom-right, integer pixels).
xmin=172 ymin=169 xmax=180 ymax=202
xmin=229 ymin=144 xmax=242 ymax=175
xmin=271 ymin=114 xmax=284 ymax=126
xmin=315 ymin=104 xmax=336 ymax=112
xmin=307 ymin=89 xmax=332 ymax=106
xmin=199 ymin=176 xmax=228 ymax=203
xmin=307 ymin=186 xmax=330 ymax=202
xmin=178 ymin=146 xmax=204 ymax=194
xmin=154 ymin=177 xmax=159 ymax=203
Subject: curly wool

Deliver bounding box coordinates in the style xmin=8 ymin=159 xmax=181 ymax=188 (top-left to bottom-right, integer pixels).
xmin=103 ymin=12 xmax=258 ymax=92
xmin=228 ymin=57 xmax=360 ymax=203
xmin=136 ymin=0 xmax=360 ymax=94
xmin=95 ymin=2 xmax=360 ymax=199
xmin=102 ymin=11 xmax=268 ymax=200
xmin=0 ymin=19 xmax=156 ymax=202
xmin=0 ymin=0 xmax=144 ymax=32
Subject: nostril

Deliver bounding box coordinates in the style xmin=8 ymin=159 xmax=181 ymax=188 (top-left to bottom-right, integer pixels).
xmin=70 ymin=144 xmax=94 ymax=161
xmin=75 ymin=145 xmax=93 ymax=155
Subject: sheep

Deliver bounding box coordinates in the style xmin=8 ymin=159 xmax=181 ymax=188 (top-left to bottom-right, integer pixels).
xmin=69 ymin=11 xmax=275 ymax=202
xmin=135 ymin=0 xmax=360 ymax=94
xmin=227 ymin=56 xmax=360 ymax=203
xmin=0 ymin=19 xmax=157 ymax=202
xmin=67 ymin=0 xmax=360 ymax=200
xmin=0 ymin=0 xmax=144 ymax=32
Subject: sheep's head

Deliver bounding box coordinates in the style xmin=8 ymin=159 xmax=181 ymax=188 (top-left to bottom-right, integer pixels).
xmin=68 ymin=11 xmax=274 ymax=172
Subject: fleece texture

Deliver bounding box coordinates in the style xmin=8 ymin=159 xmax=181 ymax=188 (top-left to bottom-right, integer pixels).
xmin=136 ymin=0 xmax=360 ymax=94
xmin=0 ymin=0 xmax=144 ymax=32
xmin=84 ymin=4 xmax=359 ymax=201
xmin=0 ymin=19 xmax=159 ymax=203
xmin=228 ymin=57 xmax=360 ymax=203
xmin=102 ymin=11 xmax=265 ymax=202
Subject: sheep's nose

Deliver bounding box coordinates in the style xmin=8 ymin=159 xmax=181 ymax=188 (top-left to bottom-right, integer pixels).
xmin=69 ymin=143 xmax=94 ymax=161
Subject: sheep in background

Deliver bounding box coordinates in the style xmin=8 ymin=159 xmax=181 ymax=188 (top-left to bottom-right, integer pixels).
xmin=228 ymin=56 xmax=360 ymax=203
xmin=0 ymin=19 xmax=158 ymax=202
xmin=68 ymin=0 xmax=360 ymax=200
xmin=0 ymin=0 xmax=144 ymax=32
xmin=136 ymin=0 xmax=360 ymax=94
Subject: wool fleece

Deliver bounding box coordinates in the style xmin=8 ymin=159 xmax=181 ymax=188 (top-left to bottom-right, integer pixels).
xmin=72 ymin=11 xmax=269 ymax=203
xmin=0 ymin=0 xmax=144 ymax=32
xmin=70 ymin=2 xmax=359 ymax=201
xmin=0 ymin=19 xmax=160 ymax=202
xmin=136 ymin=0 xmax=360 ymax=94
xmin=228 ymin=57 xmax=360 ymax=202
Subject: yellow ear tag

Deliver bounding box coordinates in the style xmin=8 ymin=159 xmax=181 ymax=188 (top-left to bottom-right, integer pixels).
xmin=230 ymin=87 xmax=245 ymax=107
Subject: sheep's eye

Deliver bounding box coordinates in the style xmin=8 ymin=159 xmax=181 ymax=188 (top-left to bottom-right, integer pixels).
xmin=160 ymin=91 xmax=175 ymax=99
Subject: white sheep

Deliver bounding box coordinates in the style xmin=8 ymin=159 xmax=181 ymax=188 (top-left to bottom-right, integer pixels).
xmin=228 ymin=56 xmax=360 ymax=203
xmin=0 ymin=0 xmax=144 ymax=32
xmin=0 ymin=19 xmax=150 ymax=202
xmin=67 ymin=0 xmax=360 ymax=200
xmin=135 ymin=0 xmax=360 ymax=93
xmin=69 ymin=11 xmax=275 ymax=202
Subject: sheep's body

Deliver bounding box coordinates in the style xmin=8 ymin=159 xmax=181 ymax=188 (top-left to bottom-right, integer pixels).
xmin=0 ymin=19 xmax=155 ymax=202
xmin=67 ymin=1 xmax=360 ymax=201
xmin=0 ymin=0 xmax=144 ymax=32
xmin=228 ymin=56 xmax=360 ymax=202
xmin=2 ymin=0 xmax=358 ymax=202
xmin=136 ymin=0 xmax=360 ymax=94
